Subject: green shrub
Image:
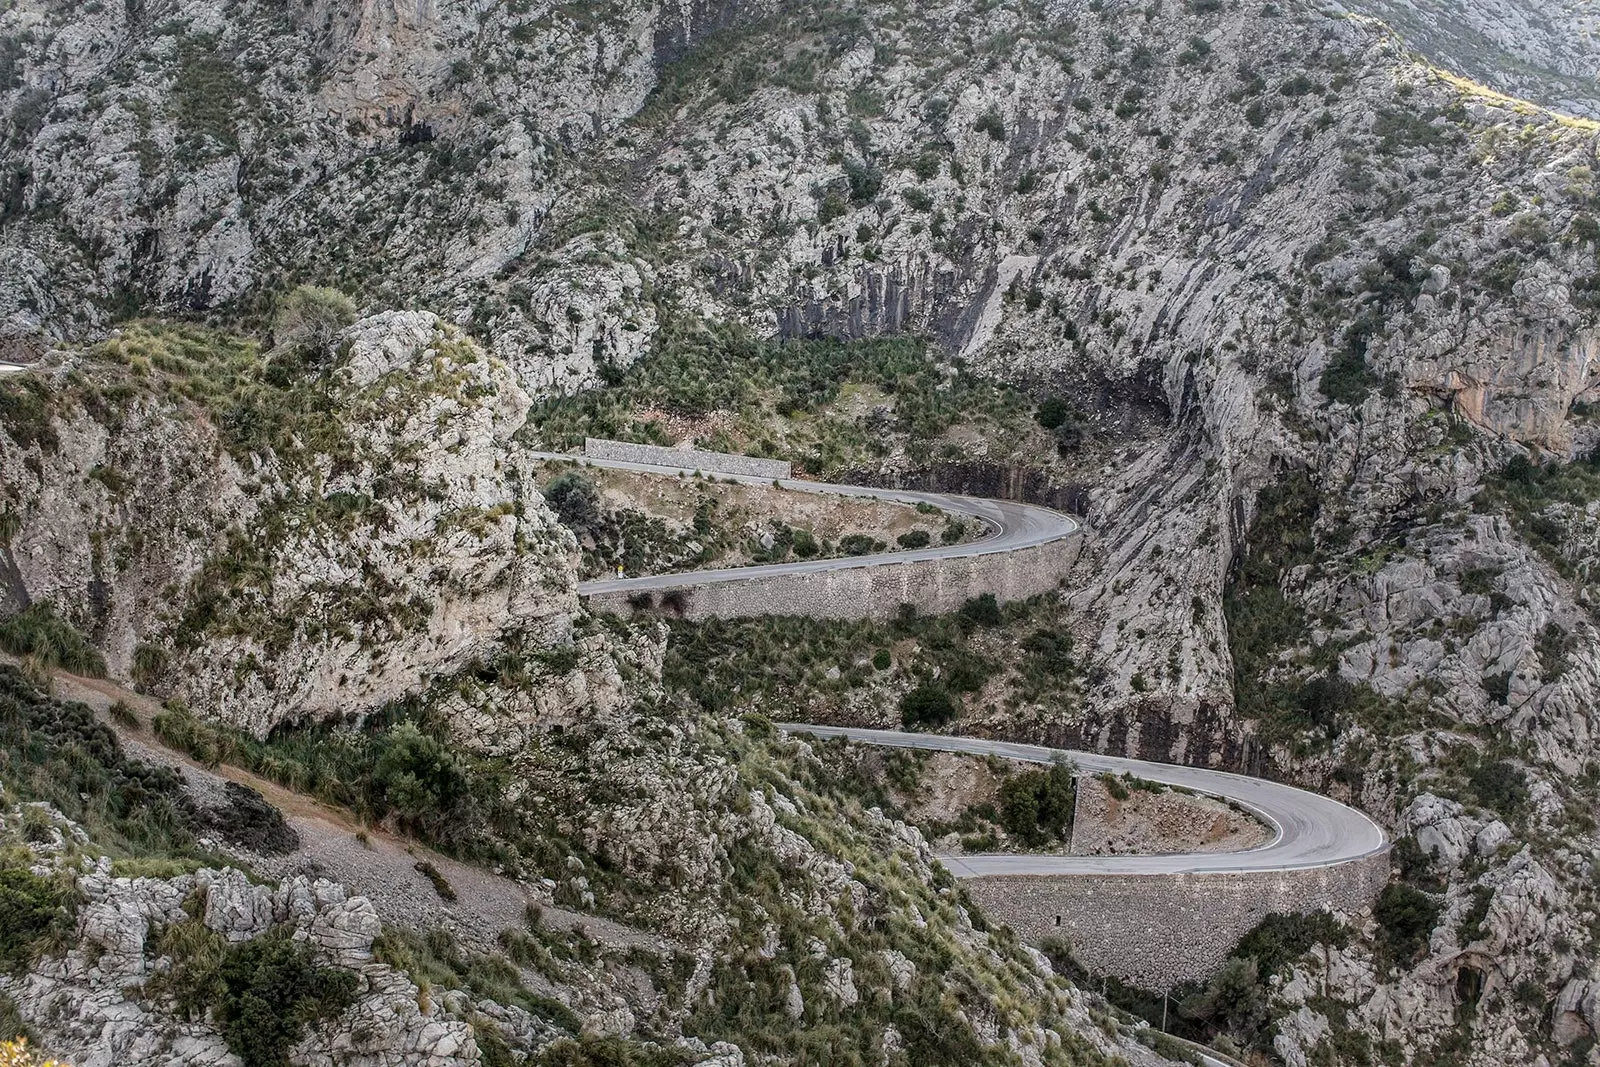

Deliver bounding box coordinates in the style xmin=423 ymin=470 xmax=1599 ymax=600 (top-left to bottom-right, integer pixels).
xmin=545 ymin=472 xmax=601 ymax=536
xmin=0 ymin=862 xmax=73 ymax=972
xmin=0 ymin=375 xmax=58 ymax=452
xmin=997 ymin=762 xmax=1075 ymax=846
xmin=415 ymin=860 xmax=458 ymax=902
xmin=152 ymin=919 xmax=229 ymax=1020
xmin=1099 ymin=773 xmax=1130 ymax=801
xmin=1231 ymin=910 xmax=1347 ymax=978
xmin=218 ymin=929 xmax=358 ymax=1067
xmin=1319 ymin=341 xmax=1374 ymax=406
xmin=1177 ymin=956 xmax=1269 ymax=1037
xmin=844 ymin=159 xmax=882 ymax=203
xmin=0 ymin=666 xmax=198 ymax=862
xmin=958 ymin=593 xmax=1003 ymax=628
xmin=373 ymin=723 xmax=470 ymax=824
xmin=0 ymin=603 xmax=106 ymax=678
xmin=871 ymin=649 xmax=891 ymax=671
xmin=0 ymin=990 xmax=26 ymax=1041
xmin=839 ymin=533 xmax=878 ymax=556
xmin=1035 ymin=397 xmax=1073 ymax=430
xmin=899 ymin=685 xmax=956 ymax=729
xmin=1468 ymin=759 xmax=1527 ymax=816
xmin=272 ymin=285 xmax=356 ymax=365
xmin=1374 ymin=883 xmax=1440 ymax=964
xmin=109 ymin=699 xmax=140 ymax=729
xmin=974 ymin=107 xmax=1006 ymax=141
xmin=896 ymin=530 xmax=931 ymax=549
xmin=1458 ymin=885 xmax=1494 ymax=945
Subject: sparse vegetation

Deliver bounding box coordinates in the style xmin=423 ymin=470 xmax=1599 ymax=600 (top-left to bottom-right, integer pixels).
xmin=522 ymin=322 xmax=1036 ymax=475
xmin=0 ymin=603 xmax=106 ymax=679
xmin=0 ymin=665 xmax=205 ymax=864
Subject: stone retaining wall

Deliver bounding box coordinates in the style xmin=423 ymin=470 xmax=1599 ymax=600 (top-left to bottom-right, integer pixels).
xmin=584 ymin=531 xmax=1081 ymax=621
xmin=584 ymin=438 xmax=791 ymax=479
xmin=962 ymin=848 xmax=1392 ymax=990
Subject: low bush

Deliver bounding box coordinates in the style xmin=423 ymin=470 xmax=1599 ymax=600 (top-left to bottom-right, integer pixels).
xmin=1231 ymin=910 xmax=1347 ymax=978
xmin=1374 ymin=883 xmax=1440 ymax=964
xmin=0 ymin=604 xmax=106 ymax=678
xmin=899 ymin=685 xmax=956 ymax=729
xmin=839 ymin=533 xmax=880 ymax=556
xmin=957 ymin=593 xmax=1003 ymax=628
xmin=0 ymin=863 xmax=73 ymax=973
xmin=997 ymin=762 xmax=1075 ymax=846
xmin=415 ymin=860 xmax=458 ymax=902
xmin=1467 ymin=759 xmax=1527 ymax=817
xmin=271 ymin=285 xmax=356 ymax=366
xmin=0 ymin=666 xmax=200 ymax=862
xmin=218 ymin=929 xmax=358 ymax=1067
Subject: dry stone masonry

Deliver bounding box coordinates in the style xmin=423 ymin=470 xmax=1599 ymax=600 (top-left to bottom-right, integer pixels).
xmin=964 ymin=850 xmax=1392 ymax=991
xmin=586 ymin=529 xmax=1081 ymax=621
xmin=584 ymin=438 xmax=792 ymax=480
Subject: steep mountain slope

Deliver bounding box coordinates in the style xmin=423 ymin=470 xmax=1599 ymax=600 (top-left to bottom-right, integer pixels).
xmin=0 ymin=0 xmax=1597 ymax=1065
xmin=1344 ymin=0 xmax=1600 ymax=120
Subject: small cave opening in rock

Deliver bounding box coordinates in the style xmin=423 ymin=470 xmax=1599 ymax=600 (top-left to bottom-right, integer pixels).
xmin=1455 ymin=964 xmax=1487 ymax=1018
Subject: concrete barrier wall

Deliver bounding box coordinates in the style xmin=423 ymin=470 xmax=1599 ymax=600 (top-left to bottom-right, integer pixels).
xmin=962 ymin=848 xmax=1391 ymax=990
xmin=584 ymin=532 xmax=1081 ymax=621
xmin=584 ymin=438 xmax=791 ymax=480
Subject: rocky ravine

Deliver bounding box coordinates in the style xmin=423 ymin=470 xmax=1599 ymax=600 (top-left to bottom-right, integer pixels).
xmin=0 ymin=0 xmax=1598 ymax=1065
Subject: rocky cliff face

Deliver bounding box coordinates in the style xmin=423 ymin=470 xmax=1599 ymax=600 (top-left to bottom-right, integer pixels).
xmin=1342 ymin=0 xmax=1600 ymax=120
xmin=1 ymin=0 xmax=1598 ymax=1064
xmin=0 ymin=312 xmax=616 ymax=736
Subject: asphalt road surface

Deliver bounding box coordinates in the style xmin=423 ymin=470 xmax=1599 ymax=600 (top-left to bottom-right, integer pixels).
xmin=778 ymin=725 xmax=1388 ymax=876
xmin=526 ymin=450 xmax=1079 ymax=597
xmin=529 ymin=448 xmax=1384 ymax=878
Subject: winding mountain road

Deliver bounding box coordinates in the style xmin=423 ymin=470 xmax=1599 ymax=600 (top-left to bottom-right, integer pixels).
xmin=527 ymin=450 xmax=1079 ymax=598
xmin=776 ymin=725 xmax=1388 ymax=876
xmin=532 ymin=448 xmax=1387 ymax=880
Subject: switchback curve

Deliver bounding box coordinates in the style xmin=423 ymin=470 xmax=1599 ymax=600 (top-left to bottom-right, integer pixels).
xmin=531 ymin=449 xmax=1386 ymax=882
xmin=526 ymin=450 xmax=1080 ymax=599
xmin=775 ymin=725 xmax=1389 ymax=877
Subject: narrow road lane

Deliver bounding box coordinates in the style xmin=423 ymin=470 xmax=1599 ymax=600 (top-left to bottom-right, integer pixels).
xmin=779 ymin=724 xmax=1388 ymax=876
xmin=531 ymin=448 xmax=1386 ymax=879
xmin=527 ymin=450 xmax=1079 ymax=597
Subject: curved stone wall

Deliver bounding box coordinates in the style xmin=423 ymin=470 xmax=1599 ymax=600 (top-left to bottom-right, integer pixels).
xmin=962 ymin=848 xmax=1392 ymax=990
xmin=583 ymin=531 xmax=1082 ymax=621
xmin=584 ymin=438 xmax=792 ymax=479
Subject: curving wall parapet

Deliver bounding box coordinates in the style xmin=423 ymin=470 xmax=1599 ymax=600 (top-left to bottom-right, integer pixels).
xmin=963 ymin=850 xmax=1391 ymax=990
xmin=584 ymin=437 xmax=792 ymax=479
xmin=783 ymin=725 xmax=1392 ymax=993
xmin=554 ymin=448 xmax=1389 ymax=993
xmin=584 ymin=532 xmax=1081 ymax=621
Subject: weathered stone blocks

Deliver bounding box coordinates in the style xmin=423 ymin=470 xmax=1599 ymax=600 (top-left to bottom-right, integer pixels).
xmin=584 ymin=533 xmax=1081 ymax=621
xmin=584 ymin=437 xmax=792 ymax=479
xmin=963 ymin=849 xmax=1391 ymax=990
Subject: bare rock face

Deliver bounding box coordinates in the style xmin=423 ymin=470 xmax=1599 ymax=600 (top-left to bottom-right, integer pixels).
xmin=0 ymin=854 xmax=481 ymax=1067
xmin=0 ymin=312 xmax=619 ymax=736
xmin=1340 ymin=0 xmax=1600 ymax=119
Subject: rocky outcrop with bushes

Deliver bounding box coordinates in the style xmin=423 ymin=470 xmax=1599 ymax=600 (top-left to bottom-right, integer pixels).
xmin=0 ymin=312 xmax=626 ymax=736
xmin=0 ymin=0 xmax=1597 ymax=1063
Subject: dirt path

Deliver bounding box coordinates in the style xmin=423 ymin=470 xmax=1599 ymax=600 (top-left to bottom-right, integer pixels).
xmin=40 ymin=665 xmax=665 ymax=956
